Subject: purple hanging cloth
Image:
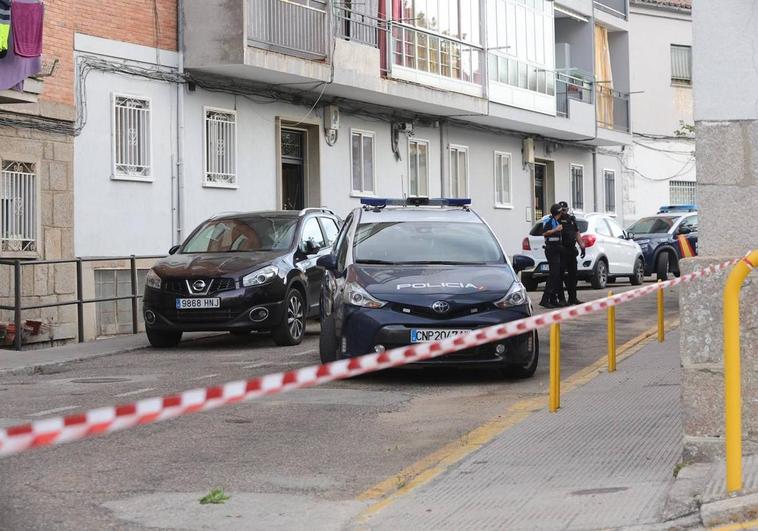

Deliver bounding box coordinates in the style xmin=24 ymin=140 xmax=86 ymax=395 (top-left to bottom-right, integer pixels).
xmin=0 ymin=31 xmax=41 ymax=91
xmin=11 ymin=0 xmax=43 ymax=58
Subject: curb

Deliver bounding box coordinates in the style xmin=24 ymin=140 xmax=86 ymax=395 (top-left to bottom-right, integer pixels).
xmin=701 ymin=492 xmax=758 ymax=528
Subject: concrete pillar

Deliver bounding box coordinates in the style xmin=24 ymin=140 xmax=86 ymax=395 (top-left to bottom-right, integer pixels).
xmin=680 ymin=1 xmax=758 ymax=461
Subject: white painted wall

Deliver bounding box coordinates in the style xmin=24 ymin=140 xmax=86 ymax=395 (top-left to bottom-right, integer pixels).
xmin=622 ymin=5 xmax=695 ymax=227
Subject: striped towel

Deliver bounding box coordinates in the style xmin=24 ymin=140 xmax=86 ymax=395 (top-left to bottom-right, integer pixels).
xmin=0 ymin=0 xmax=10 ymax=57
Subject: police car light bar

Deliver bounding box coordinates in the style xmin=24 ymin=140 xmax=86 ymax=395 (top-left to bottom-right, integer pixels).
xmin=360 ymin=197 xmax=472 ymax=208
xmin=658 ymin=204 xmax=697 ymax=213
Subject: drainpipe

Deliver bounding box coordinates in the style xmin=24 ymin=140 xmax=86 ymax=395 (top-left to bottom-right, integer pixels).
xmin=176 ymin=0 xmax=186 ymax=244
xmin=592 ymin=147 xmax=598 ymax=211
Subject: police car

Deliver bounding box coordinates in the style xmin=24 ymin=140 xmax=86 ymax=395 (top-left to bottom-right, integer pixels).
xmin=316 ymin=198 xmax=539 ymax=378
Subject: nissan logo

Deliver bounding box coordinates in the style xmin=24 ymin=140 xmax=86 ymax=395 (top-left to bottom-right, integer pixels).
xmin=192 ymin=280 xmax=207 ymax=292
xmin=432 ymin=301 xmax=450 ymax=314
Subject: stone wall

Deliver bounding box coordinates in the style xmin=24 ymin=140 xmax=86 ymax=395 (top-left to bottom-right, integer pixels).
xmin=0 ymin=125 xmax=76 ymax=346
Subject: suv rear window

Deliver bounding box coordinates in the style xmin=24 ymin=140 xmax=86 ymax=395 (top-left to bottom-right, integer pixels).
xmin=529 ymin=218 xmax=588 ymax=236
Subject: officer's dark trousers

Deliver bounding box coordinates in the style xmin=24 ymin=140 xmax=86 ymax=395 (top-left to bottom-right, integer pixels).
xmin=562 ymin=246 xmax=579 ymax=303
xmin=542 ymin=244 xmax=563 ymax=304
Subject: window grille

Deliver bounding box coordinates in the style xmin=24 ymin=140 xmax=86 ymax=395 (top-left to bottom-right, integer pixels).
xmin=669 ymin=180 xmax=696 ymax=204
xmin=571 ymin=164 xmax=584 ymax=211
xmin=604 ymin=169 xmax=616 ymax=214
xmin=204 ymin=108 xmax=237 ymax=186
xmin=1 ymin=161 xmax=37 ymax=253
xmin=113 ymin=95 xmax=151 ymax=179
xmin=495 ymin=152 xmax=512 ymax=206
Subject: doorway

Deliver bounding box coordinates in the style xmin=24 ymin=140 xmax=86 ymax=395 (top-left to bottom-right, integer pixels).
xmin=533 ymin=160 xmax=555 ymax=220
xmin=281 ymin=128 xmax=306 ymax=210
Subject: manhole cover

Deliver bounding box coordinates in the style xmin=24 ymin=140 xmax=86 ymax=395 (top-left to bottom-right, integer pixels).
xmin=70 ymin=377 xmax=131 ymax=384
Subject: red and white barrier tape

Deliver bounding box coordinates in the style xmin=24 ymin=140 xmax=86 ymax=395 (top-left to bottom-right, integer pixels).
xmin=0 ymin=257 xmax=742 ymax=458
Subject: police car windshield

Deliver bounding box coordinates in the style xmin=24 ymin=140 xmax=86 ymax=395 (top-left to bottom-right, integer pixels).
xmin=182 ymin=217 xmax=298 ymax=253
xmin=353 ymin=222 xmax=505 ymax=265
xmin=627 ymin=216 xmax=675 ymax=235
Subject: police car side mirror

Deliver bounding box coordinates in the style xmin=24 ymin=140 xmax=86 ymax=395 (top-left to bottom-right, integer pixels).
xmin=511 ymin=254 xmax=535 ymax=274
xmin=168 ymin=245 xmax=181 ymax=255
xmin=317 ymin=254 xmax=338 ymax=271
xmin=678 ymin=226 xmax=692 ymax=235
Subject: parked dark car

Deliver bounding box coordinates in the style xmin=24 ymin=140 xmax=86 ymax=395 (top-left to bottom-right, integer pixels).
xmin=317 ymin=198 xmax=539 ymax=378
xmin=142 ymin=209 xmax=341 ymax=348
xmin=627 ymin=211 xmax=698 ymax=281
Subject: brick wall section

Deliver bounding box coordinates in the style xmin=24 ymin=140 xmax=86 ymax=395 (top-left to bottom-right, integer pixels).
xmin=41 ymin=0 xmax=177 ymax=107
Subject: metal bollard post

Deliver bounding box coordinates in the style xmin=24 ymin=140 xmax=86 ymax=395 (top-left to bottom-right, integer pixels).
xmin=549 ymin=323 xmax=561 ymax=412
xmin=723 ymin=250 xmax=758 ymax=493
xmin=130 ymin=256 xmax=139 ymax=335
xmin=76 ymin=259 xmax=84 ymax=343
xmin=13 ymin=261 xmax=22 ymax=351
xmin=657 ymin=280 xmax=665 ymax=343
xmin=608 ymin=290 xmax=616 ymax=372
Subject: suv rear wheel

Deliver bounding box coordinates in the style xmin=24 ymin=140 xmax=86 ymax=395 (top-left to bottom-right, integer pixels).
xmin=273 ymin=288 xmax=305 ymax=346
xmin=146 ymin=329 xmax=182 ymax=348
xmin=591 ymin=259 xmax=608 ymax=290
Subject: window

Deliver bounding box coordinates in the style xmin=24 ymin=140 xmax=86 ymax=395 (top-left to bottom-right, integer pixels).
xmin=409 ymin=139 xmax=429 ymax=197
xmin=449 ymin=145 xmax=468 ymax=198
xmin=301 ymin=218 xmax=326 ymax=250
xmin=335 ymin=212 xmax=354 ymax=271
xmin=351 ymin=130 xmax=375 ymax=195
xmin=112 ymin=94 xmax=151 ymax=180
xmin=570 ymin=164 xmax=584 ymax=211
xmin=606 ymin=217 xmax=625 ymax=238
xmin=679 ymin=215 xmax=698 ymax=232
xmin=182 ymin=217 xmax=298 ymax=253
xmin=1 ymin=161 xmax=37 ymax=253
xmin=604 ymin=169 xmax=616 ymax=214
xmin=669 ymin=180 xmax=696 ymax=204
xmin=671 ymin=45 xmax=692 ymax=85
xmin=594 ymin=218 xmax=612 ymax=237
xmin=204 ymin=108 xmax=237 ymax=187
xmin=494 ymin=152 xmax=512 ymax=206
xmin=319 ymin=217 xmax=340 ymax=245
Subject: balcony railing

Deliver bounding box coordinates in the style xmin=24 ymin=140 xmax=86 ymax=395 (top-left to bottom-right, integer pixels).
xmin=388 ymin=22 xmax=485 ymax=86
xmin=556 ymin=72 xmax=593 ymax=118
xmin=248 ymin=0 xmax=329 ymax=59
xmin=594 ymin=0 xmax=627 ymax=19
xmin=334 ymin=5 xmax=383 ymax=48
xmin=596 ymin=86 xmax=630 ymax=132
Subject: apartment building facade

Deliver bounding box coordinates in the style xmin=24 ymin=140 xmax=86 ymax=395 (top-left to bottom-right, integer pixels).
xmin=623 ymin=0 xmax=693 ymax=225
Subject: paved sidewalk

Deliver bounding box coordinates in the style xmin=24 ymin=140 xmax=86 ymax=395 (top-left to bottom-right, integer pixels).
xmin=364 ymin=332 xmax=687 ymax=530
xmin=0 ymin=332 xmax=220 ymax=375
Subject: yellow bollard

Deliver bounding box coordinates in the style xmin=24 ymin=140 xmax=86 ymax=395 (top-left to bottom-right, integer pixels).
xmin=723 ymin=250 xmax=758 ymax=493
xmin=549 ymin=323 xmax=561 ymax=412
xmin=657 ymin=280 xmax=665 ymax=343
xmin=608 ymin=291 xmax=616 ymax=372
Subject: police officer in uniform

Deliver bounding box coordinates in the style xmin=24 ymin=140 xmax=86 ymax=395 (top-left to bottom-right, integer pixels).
xmin=557 ymin=201 xmax=586 ymax=305
xmin=539 ymin=203 xmax=565 ymax=309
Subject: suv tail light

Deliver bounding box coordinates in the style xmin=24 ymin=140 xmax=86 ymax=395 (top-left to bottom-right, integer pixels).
xmin=582 ymin=234 xmax=597 ymax=248
xmin=522 ymin=237 xmax=531 ymax=251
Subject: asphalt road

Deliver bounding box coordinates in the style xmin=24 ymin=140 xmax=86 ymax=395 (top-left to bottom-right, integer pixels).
xmin=0 ymin=281 xmax=680 ymax=531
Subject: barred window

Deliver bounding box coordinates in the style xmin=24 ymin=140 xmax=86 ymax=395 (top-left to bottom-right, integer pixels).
xmin=1 ymin=161 xmax=37 ymax=253
xmin=669 ymin=180 xmax=696 ymax=204
xmin=671 ymin=45 xmax=692 ymax=85
xmin=204 ymin=108 xmax=237 ymax=187
xmin=351 ymin=130 xmax=375 ymax=195
xmin=604 ymin=169 xmax=616 ymax=214
xmin=112 ymin=95 xmax=151 ymax=179
xmin=570 ymin=164 xmax=584 ymax=211
xmin=494 ymin=152 xmax=512 ymax=206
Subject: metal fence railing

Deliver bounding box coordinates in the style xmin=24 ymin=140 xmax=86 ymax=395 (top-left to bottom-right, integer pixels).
xmin=0 ymin=255 xmax=164 ymax=351
xmin=248 ymin=0 xmax=329 ymax=59
xmin=333 ymin=5 xmax=383 ymax=48
xmin=555 ymin=72 xmax=593 ymax=118
xmin=596 ymin=86 xmax=630 ymax=132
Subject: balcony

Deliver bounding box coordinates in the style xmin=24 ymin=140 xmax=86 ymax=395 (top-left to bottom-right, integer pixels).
xmin=596 ymin=86 xmax=629 ymax=132
xmin=334 ymin=5 xmax=383 ymax=50
xmin=248 ymin=0 xmax=329 ymax=59
xmin=594 ymin=0 xmax=627 ymax=19
xmin=556 ymin=72 xmax=593 ymax=117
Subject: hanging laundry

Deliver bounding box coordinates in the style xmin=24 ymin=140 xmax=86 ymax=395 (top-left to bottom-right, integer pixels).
xmin=0 ymin=31 xmax=41 ymax=91
xmin=0 ymin=0 xmax=10 ymax=59
xmin=11 ymin=0 xmax=42 ymax=58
